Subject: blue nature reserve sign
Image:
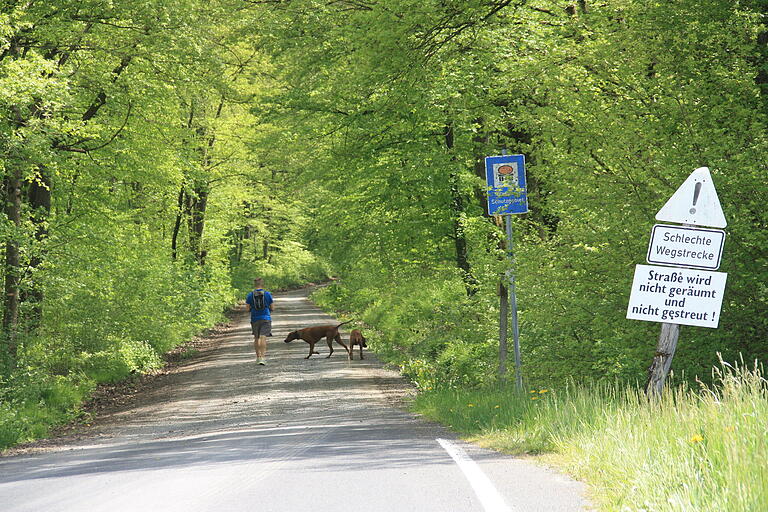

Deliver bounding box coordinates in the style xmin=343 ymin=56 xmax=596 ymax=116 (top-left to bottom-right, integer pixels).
xmin=485 ymin=154 xmax=528 ymax=215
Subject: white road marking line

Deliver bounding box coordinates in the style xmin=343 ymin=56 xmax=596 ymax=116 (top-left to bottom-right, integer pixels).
xmin=437 ymin=438 xmax=515 ymax=512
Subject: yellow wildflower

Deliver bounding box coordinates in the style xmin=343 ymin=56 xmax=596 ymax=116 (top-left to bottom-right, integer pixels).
xmin=539 ymin=389 xmax=549 ymax=394
xmin=467 ymin=403 xmax=475 ymax=407
xmin=689 ymin=434 xmax=704 ymax=444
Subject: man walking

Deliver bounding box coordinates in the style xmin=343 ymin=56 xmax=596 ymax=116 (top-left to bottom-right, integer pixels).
xmin=246 ymin=278 xmax=274 ymax=365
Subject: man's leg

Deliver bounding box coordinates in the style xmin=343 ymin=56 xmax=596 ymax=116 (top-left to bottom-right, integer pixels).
xmin=257 ymin=335 xmax=267 ymax=358
xmin=255 ymin=320 xmax=270 ymax=365
xmin=252 ymin=320 xmax=262 ymax=361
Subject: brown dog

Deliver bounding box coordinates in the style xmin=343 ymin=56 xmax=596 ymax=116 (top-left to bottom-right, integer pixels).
xmin=283 ymin=321 xmax=352 ymax=359
xmin=348 ymin=329 xmax=367 ymax=360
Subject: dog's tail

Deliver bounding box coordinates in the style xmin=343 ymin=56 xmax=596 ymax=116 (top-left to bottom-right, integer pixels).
xmin=335 ymin=319 xmax=354 ymax=329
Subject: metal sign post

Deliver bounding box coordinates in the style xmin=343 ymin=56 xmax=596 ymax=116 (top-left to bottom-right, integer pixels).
xmin=505 ymin=215 xmax=523 ymax=392
xmin=485 ymin=151 xmax=527 ymax=391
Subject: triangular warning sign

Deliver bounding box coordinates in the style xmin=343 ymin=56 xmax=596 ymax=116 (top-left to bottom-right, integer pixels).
xmin=656 ymin=167 xmax=726 ymax=228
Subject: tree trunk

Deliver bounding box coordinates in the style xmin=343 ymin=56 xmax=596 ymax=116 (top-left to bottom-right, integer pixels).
xmin=186 ymin=183 xmax=209 ymax=265
xmin=181 ymin=97 xmax=224 ymax=266
xmin=471 ymin=118 xmax=492 ymax=214
xmin=498 ymin=280 xmax=509 ymax=379
xmin=171 ymin=187 xmax=185 ymax=261
xmin=3 ymin=168 xmax=23 ymax=358
xmin=445 ymin=123 xmax=477 ymax=295
xmin=24 ymin=169 xmax=52 ymax=330
xmin=756 ymin=6 xmax=768 ymax=115
xmin=229 ymin=227 xmax=244 ymax=264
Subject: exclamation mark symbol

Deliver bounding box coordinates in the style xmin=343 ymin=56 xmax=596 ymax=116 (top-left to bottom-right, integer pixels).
xmin=689 ymin=181 xmax=702 ymax=215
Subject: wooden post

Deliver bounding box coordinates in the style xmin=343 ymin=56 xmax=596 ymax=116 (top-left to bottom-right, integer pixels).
xmin=645 ymin=323 xmax=681 ymax=396
xmin=3 ymin=167 xmax=22 ymax=358
xmin=499 ymin=281 xmax=509 ymax=379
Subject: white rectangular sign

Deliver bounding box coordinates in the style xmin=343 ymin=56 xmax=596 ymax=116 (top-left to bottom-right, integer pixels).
xmin=627 ymin=264 xmax=727 ymax=328
xmin=647 ymin=224 xmax=725 ymax=270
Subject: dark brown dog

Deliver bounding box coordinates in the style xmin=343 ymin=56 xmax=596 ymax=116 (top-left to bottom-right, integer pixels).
xmin=284 ymin=321 xmax=352 ymax=359
xmin=348 ymin=329 xmax=367 ymax=360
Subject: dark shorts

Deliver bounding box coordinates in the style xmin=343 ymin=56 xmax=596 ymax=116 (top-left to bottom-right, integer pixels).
xmin=251 ymin=320 xmax=272 ymax=337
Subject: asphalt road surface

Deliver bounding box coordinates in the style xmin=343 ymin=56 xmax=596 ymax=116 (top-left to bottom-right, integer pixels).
xmin=0 ymin=287 xmax=593 ymax=512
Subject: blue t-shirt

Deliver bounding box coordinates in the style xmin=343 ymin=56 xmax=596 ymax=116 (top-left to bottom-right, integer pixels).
xmin=246 ymin=289 xmax=273 ymax=322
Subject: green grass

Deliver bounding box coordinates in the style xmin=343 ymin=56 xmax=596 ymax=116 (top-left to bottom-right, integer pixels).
xmin=0 ymin=372 xmax=94 ymax=449
xmin=412 ymin=361 xmax=768 ymax=511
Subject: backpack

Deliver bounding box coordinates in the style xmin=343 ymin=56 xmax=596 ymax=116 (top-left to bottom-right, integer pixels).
xmin=252 ymin=289 xmax=266 ymax=310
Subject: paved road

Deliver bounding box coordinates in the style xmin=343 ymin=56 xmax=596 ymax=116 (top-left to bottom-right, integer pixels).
xmin=0 ymin=287 xmax=592 ymax=512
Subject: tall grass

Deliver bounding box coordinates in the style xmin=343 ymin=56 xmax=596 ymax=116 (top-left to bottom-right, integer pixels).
xmin=413 ymin=360 xmax=768 ymax=511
